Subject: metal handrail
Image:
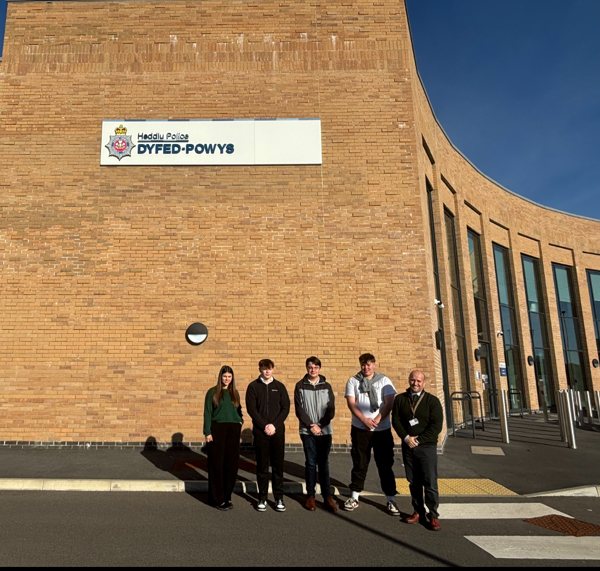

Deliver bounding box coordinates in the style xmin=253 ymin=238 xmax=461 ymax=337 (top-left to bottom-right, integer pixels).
xmin=449 ymin=391 xmax=485 ymax=439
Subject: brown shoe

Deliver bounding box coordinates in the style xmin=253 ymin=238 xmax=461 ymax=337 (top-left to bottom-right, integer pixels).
xmin=305 ymin=496 xmax=316 ymax=511
xmin=403 ymin=512 xmax=421 ymax=524
xmin=428 ymin=516 xmax=441 ymax=531
xmin=325 ymin=497 xmax=338 ymax=512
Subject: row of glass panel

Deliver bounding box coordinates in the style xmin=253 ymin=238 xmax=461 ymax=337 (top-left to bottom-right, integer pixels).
xmin=474 ymin=235 xmax=599 ymax=413
xmin=427 ymin=184 xmax=600 ymax=418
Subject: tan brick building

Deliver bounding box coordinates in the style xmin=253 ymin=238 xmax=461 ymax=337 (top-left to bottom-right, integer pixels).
xmin=0 ymin=0 xmax=598 ymax=448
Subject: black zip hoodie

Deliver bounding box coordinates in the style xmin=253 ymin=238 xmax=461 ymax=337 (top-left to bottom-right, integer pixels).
xmin=245 ymin=377 xmax=290 ymax=432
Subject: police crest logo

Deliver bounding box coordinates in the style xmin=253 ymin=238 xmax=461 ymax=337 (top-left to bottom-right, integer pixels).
xmin=105 ymin=125 xmax=135 ymax=161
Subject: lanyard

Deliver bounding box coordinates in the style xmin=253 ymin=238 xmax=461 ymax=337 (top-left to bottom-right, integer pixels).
xmin=409 ymin=392 xmax=425 ymax=418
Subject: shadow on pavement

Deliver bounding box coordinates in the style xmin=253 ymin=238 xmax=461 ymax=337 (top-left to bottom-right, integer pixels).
xmin=333 ymin=510 xmax=459 ymax=567
xmin=141 ymin=433 xmax=210 ymax=505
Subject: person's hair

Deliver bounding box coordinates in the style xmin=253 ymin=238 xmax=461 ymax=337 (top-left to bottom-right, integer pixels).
xmin=359 ymin=353 xmax=376 ymax=366
xmin=213 ymin=365 xmax=240 ymax=409
xmin=306 ymin=356 xmax=322 ymax=368
xmin=258 ymin=358 xmax=275 ymax=370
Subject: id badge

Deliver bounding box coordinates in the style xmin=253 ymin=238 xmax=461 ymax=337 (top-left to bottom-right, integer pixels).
xmin=409 ymin=418 xmax=419 ymax=427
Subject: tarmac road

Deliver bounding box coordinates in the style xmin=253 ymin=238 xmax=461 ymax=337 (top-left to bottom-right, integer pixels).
xmin=0 ymin=491 xmax=599 ymax=567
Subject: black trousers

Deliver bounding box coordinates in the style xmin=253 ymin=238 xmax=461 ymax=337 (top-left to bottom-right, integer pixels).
xmin=402 ymin=443 xmax=439 ymax=518
xmin=207 ymin=422 xmax=241 ymax=505
xmin=349 ymin=426 xmax=397 ymax=496
xmin=253 ymin=427 xmax=285 ymax=501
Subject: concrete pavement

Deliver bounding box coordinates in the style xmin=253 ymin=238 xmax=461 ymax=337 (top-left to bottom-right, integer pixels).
xmin=0 ymin=416 xmax=597 ymax=497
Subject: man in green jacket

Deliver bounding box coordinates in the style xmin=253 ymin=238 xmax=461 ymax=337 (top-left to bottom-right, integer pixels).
xmin=392 ymin=370 xmax=444 ymax=531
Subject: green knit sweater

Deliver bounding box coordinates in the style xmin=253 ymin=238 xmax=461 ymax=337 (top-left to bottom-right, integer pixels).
xmin=203 ymin=387 xmax=244 ymax=437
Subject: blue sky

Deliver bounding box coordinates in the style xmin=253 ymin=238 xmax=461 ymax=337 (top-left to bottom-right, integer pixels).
xmin=1 ymin=1 xmax=599 ymax=219
xmin=406 ymin=0 xmax=600 ymax=220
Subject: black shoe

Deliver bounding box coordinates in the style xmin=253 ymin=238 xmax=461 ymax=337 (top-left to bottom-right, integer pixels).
xmin=225 ymin=501 xmax=233 ymax=510
xmin=216 ymin=502 xmax=229 ymax=511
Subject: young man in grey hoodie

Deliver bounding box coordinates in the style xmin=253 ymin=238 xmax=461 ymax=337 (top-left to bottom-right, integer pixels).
xmin=294 ymin=356 xmax=338 ymax=512
xmin=344 ymin=353 xmax=399 ymax=515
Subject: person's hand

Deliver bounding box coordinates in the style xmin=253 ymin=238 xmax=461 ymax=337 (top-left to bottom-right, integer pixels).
xmin=265 ymin=424 xmax=276 ymax=436
xmin=310 ymin=424 xmax=322 ymax=435
xmin=373 ymin=414 xmax=381 ymax=427
xmin=405 ymin=436 xmax=419 ymax=449
xmin=206 ymin=435 xmax=213 ymax=443
xmin=363 ymin=417 xmax=377 ymax=430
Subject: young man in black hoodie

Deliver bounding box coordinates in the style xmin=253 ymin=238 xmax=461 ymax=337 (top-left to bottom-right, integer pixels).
xmin=392 ymin=370 xmax=444 ymax=531
xmin=245 ymin=359 xmax=290 ymax=512
xmin=294 ymin=356 xmax=337 ymax=512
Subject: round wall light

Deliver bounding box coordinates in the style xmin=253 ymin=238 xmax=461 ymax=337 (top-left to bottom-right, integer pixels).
xmin=593 ymin=359 xmax=600 ymax=369
xmin=474 ymin=348 xmax=481 ymax=362
xmin=527 ymin=356 xmax=534 ymax=367
xmin=185 ymin=322 xmax=209 ymax=346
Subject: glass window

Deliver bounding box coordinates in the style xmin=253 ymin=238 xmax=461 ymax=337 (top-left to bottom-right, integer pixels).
xmin=587 ymin=270 xmax=600 ymax=362
xmin=468 ymin=230 xmax=496 ymax=416
xmin=523 ymin=258 xmax=540 ymax=313
xmin=445 ymin=210 xmax=470 ymax=392
xmin=553 ymin=263 xmax=588 ymax=392
xmin=522 ymin=255 xmax=555 ymax=408
xmin=493 ymin=244 xmax=526 ymax=410
xmin=427 ymin=182 xmax=451 ymax=427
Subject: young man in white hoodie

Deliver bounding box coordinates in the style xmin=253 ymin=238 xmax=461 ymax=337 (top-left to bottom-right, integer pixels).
xmin=344 ymin=353 xmax=399 ymax=515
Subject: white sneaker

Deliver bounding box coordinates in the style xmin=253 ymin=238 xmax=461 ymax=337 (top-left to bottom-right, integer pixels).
xmin=275 ymin=499 xmax=286 ymax=512
xmin=343 ymin=497 xmax=359 ymax=511
xmin=257 ymin=501 xmax=267 ymax=512
xmin=386 ymin=500 xmax=400 ymax=516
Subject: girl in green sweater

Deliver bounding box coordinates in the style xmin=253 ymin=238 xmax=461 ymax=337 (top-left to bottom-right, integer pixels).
xmin=204 ymin=365 xmax=243 ymax=510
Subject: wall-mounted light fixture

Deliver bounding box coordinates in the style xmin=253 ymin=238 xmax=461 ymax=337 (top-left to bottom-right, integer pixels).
xmin=593 ymin=359 xmax=600 ymax=369
xmin=474 ymin=348 xmax=481 ymax=362
xmin=527 ymin=356 xmax=534 ymax=367
xmin=185 ymin=322 xmax=209 ymax=346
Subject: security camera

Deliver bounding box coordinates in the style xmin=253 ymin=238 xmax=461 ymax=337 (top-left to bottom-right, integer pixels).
xmin=497 ymin=331 xmax=504 ymax=337
xmin=434 ymin=299 xmax=445 ymax=309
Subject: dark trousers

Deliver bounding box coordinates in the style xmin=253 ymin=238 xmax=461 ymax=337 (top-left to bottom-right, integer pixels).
xmin=402 ymin=443 xmax=439 ymax=518
xmin=349 ymin=426 xmax=397 ymax=496
xmin=300 ymin=434 xmax=332 ymax=499
xmin=207 ymin=422 xmax=241 ymax=505
xmin=253 ymin=427 xmax=285 ymax=501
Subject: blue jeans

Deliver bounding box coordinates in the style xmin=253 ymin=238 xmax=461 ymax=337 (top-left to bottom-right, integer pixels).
xmin=300 ymin=434 xmax=332 ymax=498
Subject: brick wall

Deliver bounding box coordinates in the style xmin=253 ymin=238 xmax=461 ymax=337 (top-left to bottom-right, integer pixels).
xmin=0 ymin=0 xmax=437 ymax=444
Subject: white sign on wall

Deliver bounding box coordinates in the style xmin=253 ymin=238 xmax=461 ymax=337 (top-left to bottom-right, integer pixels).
xmin=101 ymin=119 xmax=322 ymax=166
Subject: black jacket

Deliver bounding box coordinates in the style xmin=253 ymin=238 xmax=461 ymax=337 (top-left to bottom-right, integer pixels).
xmin=245 ymin=378 xmax=290 ymax=432
xmin=392 ymin=390 xmax=444 ymax=447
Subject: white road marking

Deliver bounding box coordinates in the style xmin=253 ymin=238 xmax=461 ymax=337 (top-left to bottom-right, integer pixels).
xmin=466 ymin=536 xmax=600 ymax=560
xmin=439 ymin=503 xmax=571 ymax=520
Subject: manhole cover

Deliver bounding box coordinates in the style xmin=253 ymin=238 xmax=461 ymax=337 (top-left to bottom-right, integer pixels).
xmin=471 ymin=446 xmax=505 ymax=456
xmin=524 ymin=515 xmax=600 ymax=537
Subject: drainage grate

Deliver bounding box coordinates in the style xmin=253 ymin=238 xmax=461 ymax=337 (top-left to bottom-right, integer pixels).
xmin=524 ymin=515 xmax=600 ymax=537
